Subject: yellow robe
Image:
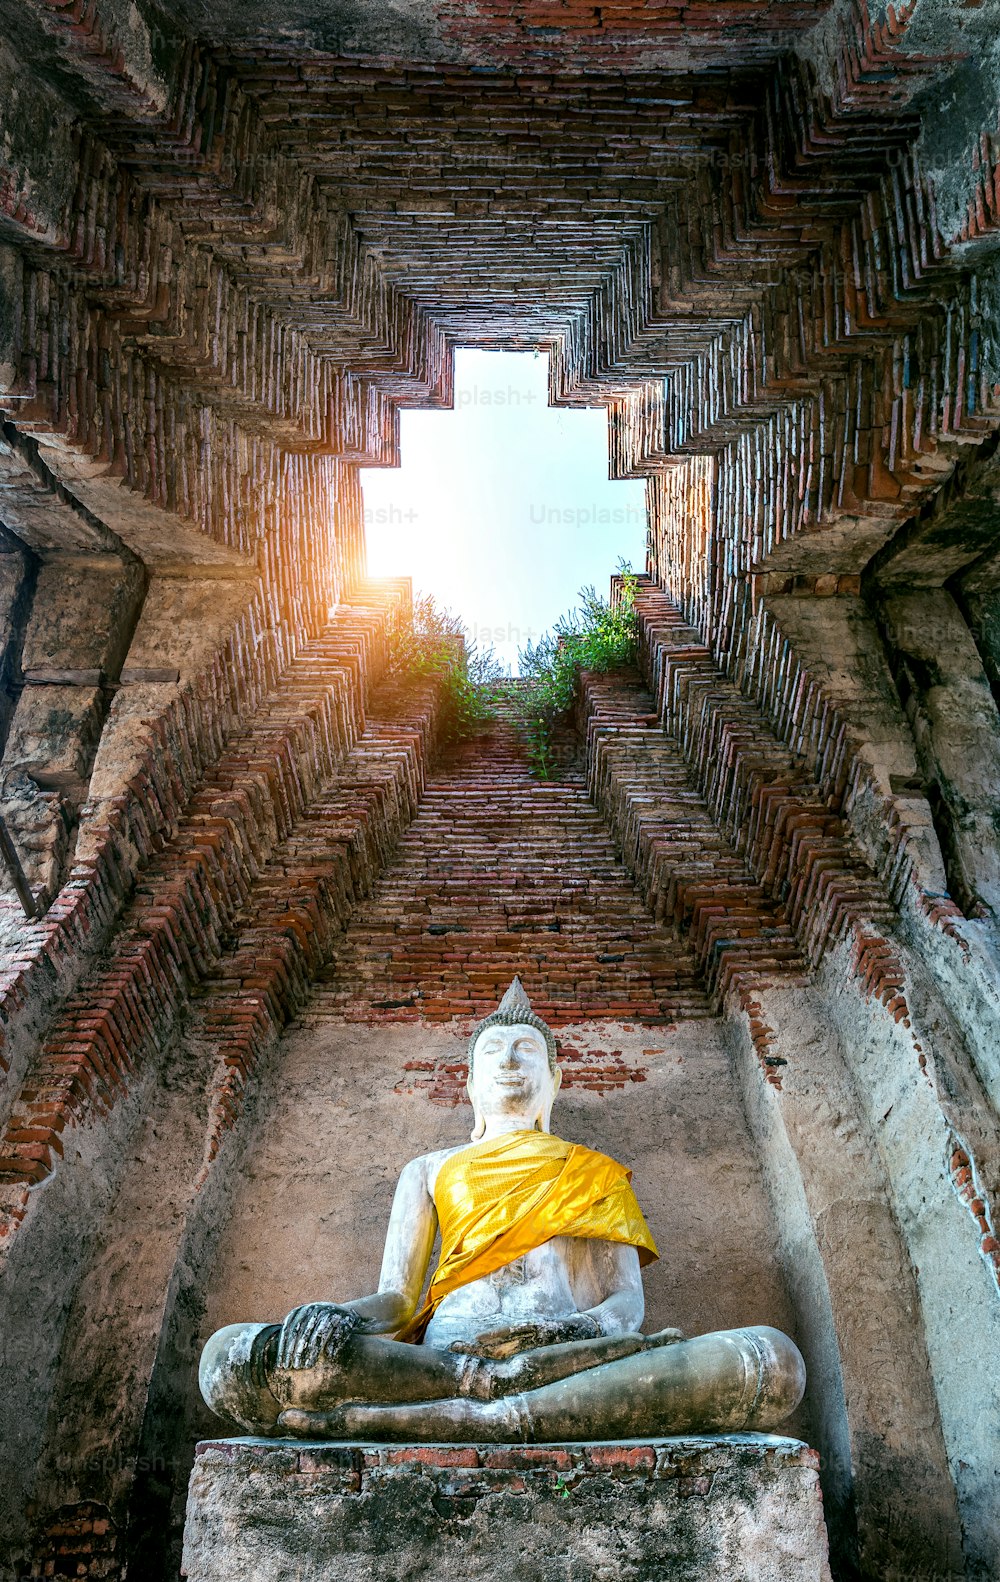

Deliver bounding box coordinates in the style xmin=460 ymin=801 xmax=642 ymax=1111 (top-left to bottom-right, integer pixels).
xmin=398 ymin=1130 xmax=658 ymax=1342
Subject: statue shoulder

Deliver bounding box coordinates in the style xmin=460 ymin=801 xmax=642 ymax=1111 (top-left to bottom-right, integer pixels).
xmin=400 ymin=1142 xmax=470 ymax=1199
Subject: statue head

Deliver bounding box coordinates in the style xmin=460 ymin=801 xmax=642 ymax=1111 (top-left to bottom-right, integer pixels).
xmin=466 ymin=978 xmax=561 ymax=1140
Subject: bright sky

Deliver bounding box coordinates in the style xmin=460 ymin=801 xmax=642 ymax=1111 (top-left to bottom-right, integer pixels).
xmin=360 ymin=349 xmax=647 ymax=674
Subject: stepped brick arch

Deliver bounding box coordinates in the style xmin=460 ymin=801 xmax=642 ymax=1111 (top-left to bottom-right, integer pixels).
xmin=1 ymin=0 xmax=1000 ymax=1578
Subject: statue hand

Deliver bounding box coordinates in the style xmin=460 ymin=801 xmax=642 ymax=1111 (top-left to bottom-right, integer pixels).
xmin=450 ymin=1313 xmax=602 ymax=1360
xmin=276 ymin=1303 xmax=361 ymax=1371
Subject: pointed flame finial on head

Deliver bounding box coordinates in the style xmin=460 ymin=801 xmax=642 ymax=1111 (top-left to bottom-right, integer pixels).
xmin=497 ymin=975 xmax=532 ymax=1017
xmin=467 ymin=976 xmax=557 ymax=1070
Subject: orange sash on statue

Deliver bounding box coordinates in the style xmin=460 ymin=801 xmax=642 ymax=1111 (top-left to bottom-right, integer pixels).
xmin=397 ymin=1130 xmax=658 ymax=1342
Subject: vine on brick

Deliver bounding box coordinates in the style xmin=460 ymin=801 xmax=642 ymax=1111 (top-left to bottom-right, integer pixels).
xmin=513 ymin=562 xmax=639 ymax=778
xmin=388 ymin=594 xmax=504 ymax=743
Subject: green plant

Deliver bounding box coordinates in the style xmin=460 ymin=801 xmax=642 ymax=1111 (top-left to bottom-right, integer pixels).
xmin=512 ymin=560 xmax=639 ymax=778
xmin=387 ymin=593 xmax=504 ymax=743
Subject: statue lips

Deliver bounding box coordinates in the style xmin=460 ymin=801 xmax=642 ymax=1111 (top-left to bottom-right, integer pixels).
xmin=489 ymin=1069 xmax=531 ymax=1092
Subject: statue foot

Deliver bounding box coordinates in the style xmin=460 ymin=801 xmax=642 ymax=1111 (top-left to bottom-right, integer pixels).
xmin=644 ymin=1327 xmax=685 ymax=1347
xmin=279 ymin=1407 xmax=349 ymax=1439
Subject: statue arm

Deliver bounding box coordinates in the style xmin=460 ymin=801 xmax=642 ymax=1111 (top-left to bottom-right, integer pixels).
xmin=581 ymin=1241 xmax=645 ymax=1335
xmin=341 ymin=1154 xmax=438 ymax=1333
xmin=276 ymin=1156 xmax=437 ymax=1367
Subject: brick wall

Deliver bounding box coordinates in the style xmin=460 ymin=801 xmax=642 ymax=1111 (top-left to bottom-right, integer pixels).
xmin=315 ymin=704 xmax=709 ymax=1033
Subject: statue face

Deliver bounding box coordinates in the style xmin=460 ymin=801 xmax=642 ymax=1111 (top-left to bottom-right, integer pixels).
xmin=468 ymin=1022 xmax=557 ymax=1125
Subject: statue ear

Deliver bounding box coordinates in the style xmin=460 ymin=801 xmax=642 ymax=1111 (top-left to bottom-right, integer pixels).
xmin=536 ymin=1067 xmax=561 ymax=1133
xmin=467 ymin=1073 xmax=486 ymax=1141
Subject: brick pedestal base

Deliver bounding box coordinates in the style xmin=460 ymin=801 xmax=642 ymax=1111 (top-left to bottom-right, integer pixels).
xmin=180 ymin=1435 xmax=832 ymax=1582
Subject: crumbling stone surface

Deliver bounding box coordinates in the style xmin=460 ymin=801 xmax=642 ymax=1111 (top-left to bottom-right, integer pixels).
xmin=5 ymin=684 xmax=105 ymax=788
xmin=20 ymin=558 xmax=145 ymax=686
xmin=878 ymin=589 xmax=1000 ymax=919
xmin=181 ymin=1436 xmax=832 ymax=1582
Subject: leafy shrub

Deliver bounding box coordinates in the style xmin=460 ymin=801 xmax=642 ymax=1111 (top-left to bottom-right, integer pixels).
xmin=387 ymin=593 xmax=505 ymax=743
xmin=512 ymin=561 xmax=639 ymax=777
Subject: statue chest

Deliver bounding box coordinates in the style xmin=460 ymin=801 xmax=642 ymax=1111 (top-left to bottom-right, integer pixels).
xmin=430 ymin=1240 xmax=578 ymax=1337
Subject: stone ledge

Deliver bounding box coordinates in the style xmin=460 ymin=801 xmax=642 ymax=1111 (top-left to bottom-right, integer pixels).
xmin=181 ymin=1434 xmax=832 ymax=1582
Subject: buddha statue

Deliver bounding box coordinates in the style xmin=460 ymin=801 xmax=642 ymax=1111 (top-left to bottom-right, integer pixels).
xmin=200 ymin=979 xmax=805 ymax=1442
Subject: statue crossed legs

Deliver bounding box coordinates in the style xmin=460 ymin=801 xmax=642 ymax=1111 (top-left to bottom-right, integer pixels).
xmin=201 ymin=981 xmax=805 ymax=1443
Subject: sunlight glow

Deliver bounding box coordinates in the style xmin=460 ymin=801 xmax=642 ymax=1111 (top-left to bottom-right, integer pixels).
xmin=360 ymin=349 xmax=647 ymax=673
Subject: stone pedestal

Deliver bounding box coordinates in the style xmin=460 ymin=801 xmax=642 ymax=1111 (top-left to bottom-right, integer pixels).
xmin=181 ymin=1435 xmax=832 ymax=1582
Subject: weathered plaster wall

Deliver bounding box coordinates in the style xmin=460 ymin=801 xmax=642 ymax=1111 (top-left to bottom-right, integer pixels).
xmin=730 ymin=984 xmax=968 ymax=1582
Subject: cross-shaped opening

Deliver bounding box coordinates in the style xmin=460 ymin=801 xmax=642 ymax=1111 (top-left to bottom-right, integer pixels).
xmin=362 ymin=349 xmax=646 ymax=673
